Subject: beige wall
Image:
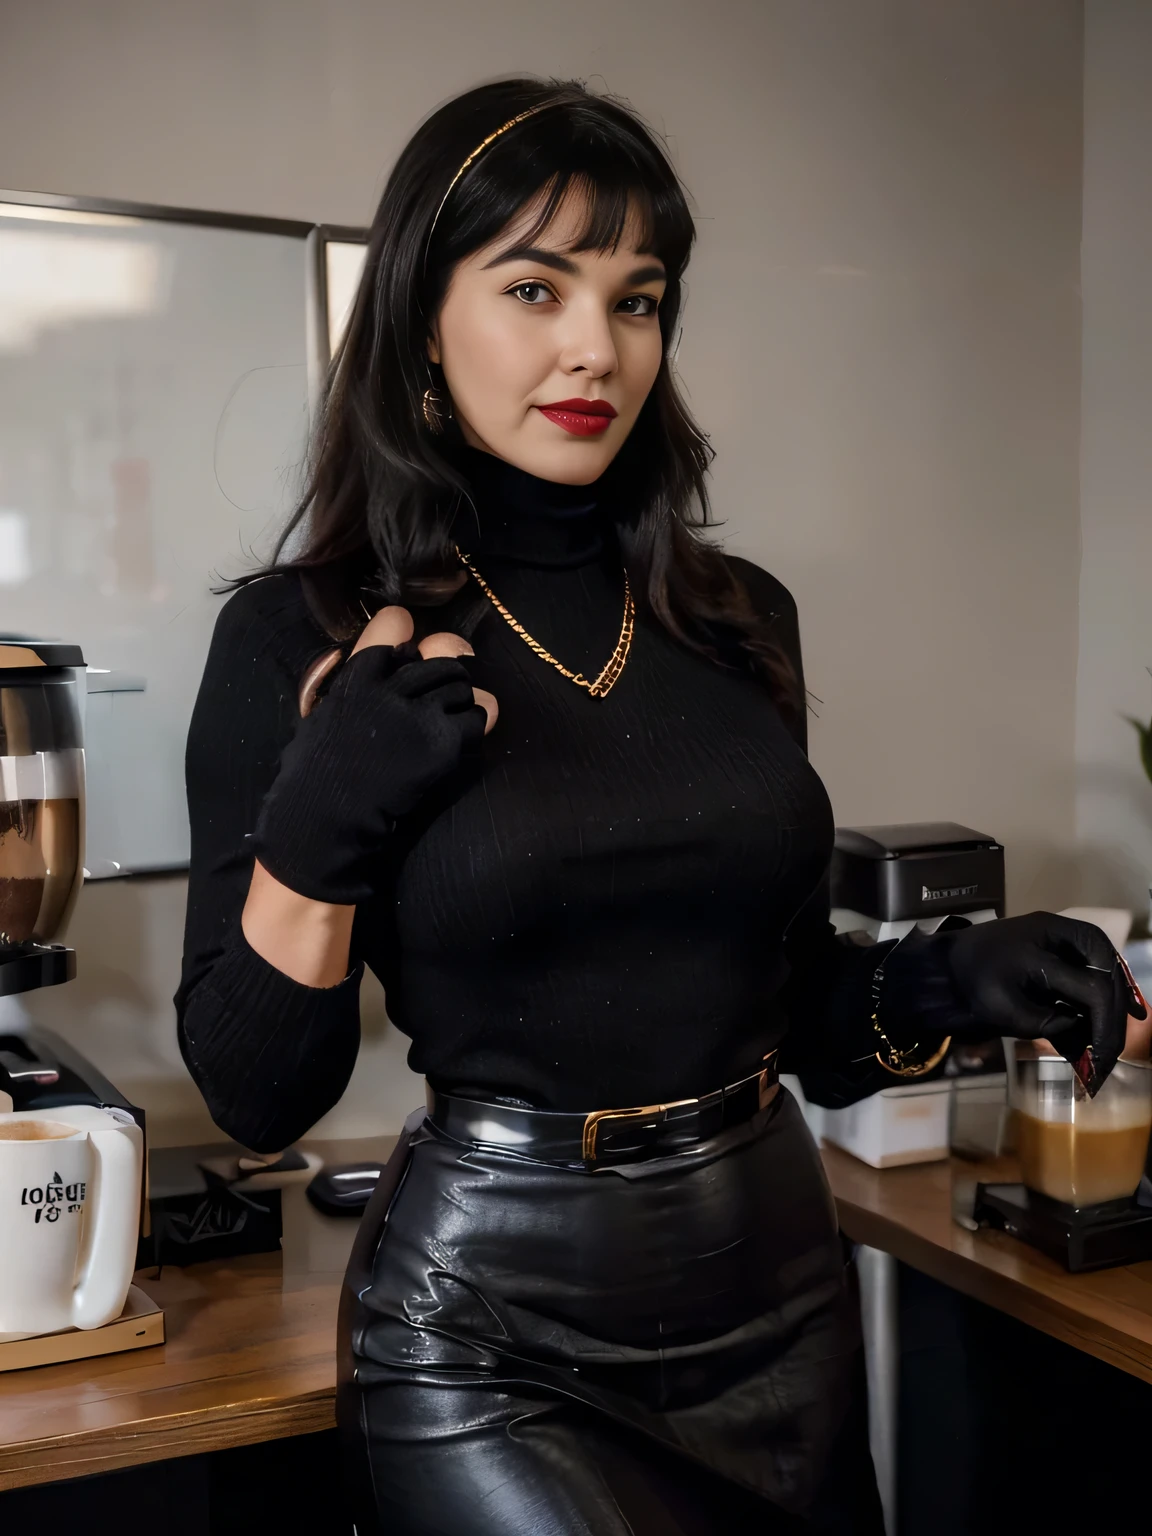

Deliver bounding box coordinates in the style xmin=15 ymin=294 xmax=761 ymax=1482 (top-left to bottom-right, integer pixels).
xmin=1076 ymin=0 xmax=1152 ymax=919
xmin=0 ymin=0 xmax=1086 ymax=1140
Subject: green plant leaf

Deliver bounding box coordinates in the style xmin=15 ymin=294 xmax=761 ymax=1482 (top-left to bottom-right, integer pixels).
xmin=1123 ymin=715 xmax=1152 ymax=784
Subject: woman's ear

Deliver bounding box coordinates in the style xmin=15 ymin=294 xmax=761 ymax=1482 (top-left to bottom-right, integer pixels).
xmin=427 ymin=325 xmax=441 ymax=366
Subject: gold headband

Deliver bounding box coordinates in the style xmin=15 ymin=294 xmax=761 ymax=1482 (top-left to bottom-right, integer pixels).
xmin=425 ymin=100 xmax=561 ymax=259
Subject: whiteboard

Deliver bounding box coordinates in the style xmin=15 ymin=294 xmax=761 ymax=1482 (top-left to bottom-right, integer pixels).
xmin=0 ymin=197 xmax=313 ymax=875
xmin=323 ymin=237 xmax=368 ymax=358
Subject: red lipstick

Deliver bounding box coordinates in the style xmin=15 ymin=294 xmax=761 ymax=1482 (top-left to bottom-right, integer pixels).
xmin=536 ymin=398 xmax=618 ymax=436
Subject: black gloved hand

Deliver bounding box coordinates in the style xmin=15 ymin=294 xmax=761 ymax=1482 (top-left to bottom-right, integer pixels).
xmin=252 ymin=641 xmax=487 ymax=905
xmin=948 ymin=912 xmax=1147 ymax=1090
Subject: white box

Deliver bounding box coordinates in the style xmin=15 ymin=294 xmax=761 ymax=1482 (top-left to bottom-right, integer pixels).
xmin=821 ymin=1079 xmax=953 ymax=1168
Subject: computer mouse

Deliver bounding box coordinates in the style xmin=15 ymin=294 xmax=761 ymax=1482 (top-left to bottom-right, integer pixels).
xmin=305 ymin=1161 xmax=384 ymax=1217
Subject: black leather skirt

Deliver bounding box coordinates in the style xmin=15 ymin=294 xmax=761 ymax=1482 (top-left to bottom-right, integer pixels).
xmin=337 ymin=1088 xmax=882 ymax=1535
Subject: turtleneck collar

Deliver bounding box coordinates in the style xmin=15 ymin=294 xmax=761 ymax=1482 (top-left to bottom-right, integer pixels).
xmin=452 ymin=447 xmax=610 ymax=570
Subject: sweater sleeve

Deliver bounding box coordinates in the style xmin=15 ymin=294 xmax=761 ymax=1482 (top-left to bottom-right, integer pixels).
xmin=175 ymin=575 xmax=364 ymax=1152
xmin=724 ymin=556 xmax=964 ymax=1108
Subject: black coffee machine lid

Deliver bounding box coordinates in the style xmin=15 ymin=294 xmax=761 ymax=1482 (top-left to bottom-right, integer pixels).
xmin=0 ymin=638 xmax=86 ymax=670
xmin=833 ymin=822 xmax=1001 ymax=859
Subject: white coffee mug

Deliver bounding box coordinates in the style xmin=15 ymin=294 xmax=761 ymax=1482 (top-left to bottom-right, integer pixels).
xmin=0 ymin=1105 xmax=143 ymax=1342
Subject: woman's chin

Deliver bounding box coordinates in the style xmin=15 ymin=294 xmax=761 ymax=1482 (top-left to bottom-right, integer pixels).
xmin=477 ymin=432 xmax=621 ymax=486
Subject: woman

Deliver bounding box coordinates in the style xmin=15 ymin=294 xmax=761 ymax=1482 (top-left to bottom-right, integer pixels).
xmin=178 ymin=79 xmax=1141 ymax=1534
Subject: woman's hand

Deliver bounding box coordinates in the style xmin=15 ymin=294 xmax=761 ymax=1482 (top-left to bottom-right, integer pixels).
xmin=351 ymin=604 xmax=498 ymax=731
xmin=948 ymin=912 xmax=1147 ymax=1088
xmin=249 ymin=604 xmax=498 ymax=910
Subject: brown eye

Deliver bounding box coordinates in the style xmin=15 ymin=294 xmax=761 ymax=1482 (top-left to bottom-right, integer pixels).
xmin=510 ymin=282 xmax=554 ymax=305
xmin=616 ymin=294 xmax=658 ymax=316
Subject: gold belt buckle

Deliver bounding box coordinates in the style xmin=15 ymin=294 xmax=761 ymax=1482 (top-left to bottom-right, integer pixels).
xmin=581 ymin=1098 xmax=697 ymax=1163
xmin=581 ymin=1053 xmax=780 ymax=1164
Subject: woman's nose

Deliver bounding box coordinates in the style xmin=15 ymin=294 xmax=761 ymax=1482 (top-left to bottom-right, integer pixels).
xmin=558 ymin=303 xmax=619 ymax=378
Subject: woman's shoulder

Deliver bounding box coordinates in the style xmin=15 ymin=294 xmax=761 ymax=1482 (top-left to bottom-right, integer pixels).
xmin=719 ymin=553 xmax=798 ymax=624
xmin=191 ymin=573 xmax=339 ymax=750
xmin=209 ymin=571 xmax=337 ymax=684
xmin=715 ymin=552 xmax=804 ymax=696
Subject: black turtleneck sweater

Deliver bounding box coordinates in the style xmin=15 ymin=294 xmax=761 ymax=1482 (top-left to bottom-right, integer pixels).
xmin=177 ymin=453 xmax=957 ymax=1151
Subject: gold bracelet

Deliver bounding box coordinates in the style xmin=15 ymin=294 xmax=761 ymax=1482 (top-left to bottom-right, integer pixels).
xmin=871 ymin=1019 xmax=952 ymax=1079
xmin=871 ymin=951 xmax=951 ymax=1078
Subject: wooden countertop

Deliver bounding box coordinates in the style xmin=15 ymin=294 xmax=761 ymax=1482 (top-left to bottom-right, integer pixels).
xmin=7 ymin=1135 xmax=1152 ymax=1492
xmin=0 ymin=1136 xmax=394 ymax=1493
xmin=823 ymin=1143 xmax=1152 ymax=1383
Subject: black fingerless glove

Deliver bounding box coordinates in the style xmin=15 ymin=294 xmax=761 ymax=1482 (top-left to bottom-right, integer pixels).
xmin=882 ymin=913 xmax=1145 ymax=1088
xmin=252 ymin=642 xmax=486 ymax=905
xmin=947 ymin=911 xmax=1144 ymax=1084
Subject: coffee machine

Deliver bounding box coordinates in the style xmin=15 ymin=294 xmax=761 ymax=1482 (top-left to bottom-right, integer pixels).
xmin=0 ymin=640 xmax=144 ymax=1128
xmin=829 ymin=820 xmax=1005 ymax=940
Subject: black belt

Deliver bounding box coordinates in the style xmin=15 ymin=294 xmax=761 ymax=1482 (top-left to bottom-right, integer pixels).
xmin=425 ymin=1053 xmax=779 ymax=1168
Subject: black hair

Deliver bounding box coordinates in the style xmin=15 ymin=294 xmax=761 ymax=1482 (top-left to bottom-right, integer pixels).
xmin=255 ymin=77 xmax=797 ymax=712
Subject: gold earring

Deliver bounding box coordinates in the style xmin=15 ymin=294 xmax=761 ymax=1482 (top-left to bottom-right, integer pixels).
xmin=422 ymin=386 xmax=449 ymax=435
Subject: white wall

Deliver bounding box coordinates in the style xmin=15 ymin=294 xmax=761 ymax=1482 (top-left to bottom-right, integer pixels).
xmin=0 ymin=0 xmax=1086 ymax=1140
xmin=1076 ymin=0 xmax=1152 ymax=920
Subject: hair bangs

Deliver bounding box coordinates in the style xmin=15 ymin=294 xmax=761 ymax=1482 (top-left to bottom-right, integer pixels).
xmin=516 ymin=171 xmax=671 ymax=265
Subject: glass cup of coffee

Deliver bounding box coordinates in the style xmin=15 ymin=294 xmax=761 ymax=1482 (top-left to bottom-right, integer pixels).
xmin=1010 ymin=1044 xmax=1152 ymax=1208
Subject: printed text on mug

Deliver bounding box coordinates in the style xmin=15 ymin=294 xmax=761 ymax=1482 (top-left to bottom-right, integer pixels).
xmin=19 ymin=1171 xmax=87 ymax=1223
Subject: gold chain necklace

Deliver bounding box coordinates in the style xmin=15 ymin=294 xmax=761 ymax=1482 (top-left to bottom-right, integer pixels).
xmin=456 ymin=546 xmax=635 ymax=699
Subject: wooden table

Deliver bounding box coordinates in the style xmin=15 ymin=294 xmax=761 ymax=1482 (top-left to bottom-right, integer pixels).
xmin=7 ymin=1137 xmax=1152 ymax=1494
xmin=0 ymin=1136 xmax=393 ymax=1493
xmin=822 ymin=1144 xmax=1152 ymax=1384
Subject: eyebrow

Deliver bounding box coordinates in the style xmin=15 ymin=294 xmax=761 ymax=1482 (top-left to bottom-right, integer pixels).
xmin=481 ymin=244 xmax=666 ymax=286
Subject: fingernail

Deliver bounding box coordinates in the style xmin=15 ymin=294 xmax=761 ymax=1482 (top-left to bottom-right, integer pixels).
xmin=1071 ymin=1047 xmax=1094 ymax=1094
